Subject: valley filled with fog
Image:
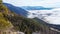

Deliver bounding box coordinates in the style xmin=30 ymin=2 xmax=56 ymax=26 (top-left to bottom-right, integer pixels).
xmin=27 ymin=8 xmax=60 ymax=25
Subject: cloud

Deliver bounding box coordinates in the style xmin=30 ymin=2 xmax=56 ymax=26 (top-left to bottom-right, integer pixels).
xmin=27 ymin=8 xmax=60 ymax=25
xmin=3 ymin=0 xmax=60 ymax=8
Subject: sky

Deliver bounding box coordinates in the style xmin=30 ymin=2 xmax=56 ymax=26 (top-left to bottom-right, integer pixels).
xmin=3 ymin=0 xmax=60 ymax=8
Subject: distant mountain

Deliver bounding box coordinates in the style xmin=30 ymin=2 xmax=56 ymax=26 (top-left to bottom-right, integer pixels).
xmin=3 ymin=3 xmax=28 ymax=17
xmin=20 ymin=6 xmax=53 ymax=10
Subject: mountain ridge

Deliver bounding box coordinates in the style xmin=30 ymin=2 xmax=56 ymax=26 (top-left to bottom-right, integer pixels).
xmin=3 ymin=3 xmax=28 ymax=17
xmin=20 ymin=6 xmax=53 ymax=10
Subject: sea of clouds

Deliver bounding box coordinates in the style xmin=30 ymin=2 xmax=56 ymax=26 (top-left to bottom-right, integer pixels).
xmin=27 ymin=8 xmax=60 ymax=25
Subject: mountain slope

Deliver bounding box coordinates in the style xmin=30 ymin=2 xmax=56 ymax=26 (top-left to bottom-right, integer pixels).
xmin=3 ymin=3 xmax=28 ymax=17
xmin=0 ymin=2 xmax=41 ymax=34
xmin=33 ymin=17 xmax=60 ymax=30
xmin=3 ymin=12 xmax=42 ymax=34
xmin=0 ymin=0 xmax=13 ymax=31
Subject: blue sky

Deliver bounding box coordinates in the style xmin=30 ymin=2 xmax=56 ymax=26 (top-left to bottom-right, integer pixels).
xmin=3 ymin=0 xmax=60 ymax=8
